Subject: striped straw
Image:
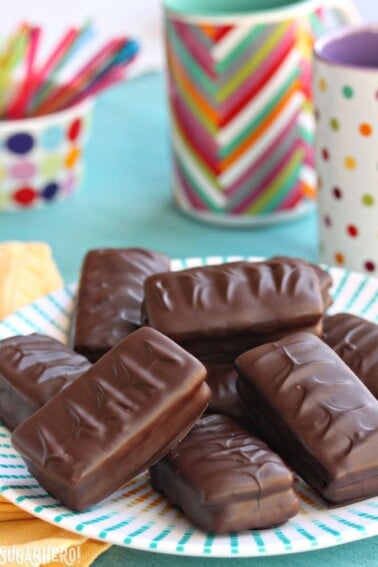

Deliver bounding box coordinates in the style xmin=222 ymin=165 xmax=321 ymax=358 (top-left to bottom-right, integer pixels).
xmin=34 ymin=37 xmax=132 ymax=115
xmin=0 ymin=25 xmax=29 ymax=115
xmin=64 ymin=65 xmax=127 ymax=108
xmin=6 ymin=26 xmax=42 ymax=119
xmin=0 ymin=22 xmax=139 ymax=119
xmin=30 ymin=22 xmax=94 ymax=111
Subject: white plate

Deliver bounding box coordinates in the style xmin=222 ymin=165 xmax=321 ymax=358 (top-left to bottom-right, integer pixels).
xmin=0 ymin=256 xmax=377 ymax=557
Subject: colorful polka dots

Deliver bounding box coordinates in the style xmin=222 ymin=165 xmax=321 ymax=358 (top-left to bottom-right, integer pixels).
xmin=359 ymin=123 xmax=372 ymax=137
xmin=62 ymin=172 xmax=78 ymax=196
xmin=342 ymin=85 xmax=354 ymax=99
xmin=65 ymin=146 xmax=81 ymax=169
xmin=40 ymin=154 xmax=62 ymax=178
xmin=347 ymin=224 xmax=358 ymax=237
xmin=40 ymin=125 xmax=64 ymax=150
xmin=41 ymin=182 xmax=59 ymax=200
xmin=316 ymin=64 xmax=377 ymax=276
xmin=362 ymin=194 xmax=374 ymax=207
xmin=321 ymin=148 xmax=329 ymax=161
xmin=68 ymin=118 xmax=82 ymax=142
xmin=344 ymin=156 xmax=356 ymax=170
xmin=318 ymin=78 xmax=327 ymax=92
xmin=6 ymin=133 xmax=34 ymax=154
xmin=0 ymin=102 xmax=92 ymax=210
xmin=364 ymin=261 xmax=376 ymax=273
xmin=332 ymin=187 xmax=342 ymax=200
xmin=9 ymin=161 xmax=37 ymax=181
xmin=13 ymin=187 xmax=38 ymax=206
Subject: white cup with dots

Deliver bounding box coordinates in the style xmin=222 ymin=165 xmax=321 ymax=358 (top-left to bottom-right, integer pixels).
xmin=314 ymin=25 xmax=378 ymax=275
xmin=0 ymin=98 xmax=93 ymax=211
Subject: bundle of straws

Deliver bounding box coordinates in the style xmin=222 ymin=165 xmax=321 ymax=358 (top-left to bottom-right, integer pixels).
xmin=0 ymin=22 xmax=139 ymax=120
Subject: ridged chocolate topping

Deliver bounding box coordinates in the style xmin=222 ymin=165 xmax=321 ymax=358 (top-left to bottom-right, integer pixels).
xmin=323 ymin=313 xmax=378 ymax=398
xmin=12 ymin=327 xmax=210 ymax=511
xmin=144 ymin=261 xmax=323 ymax=361
xmin=0 ymin=333 xmax=91 ymax=430
xmin=72 ymin=247 xmax=170 ymax=361
xmin=236 ymin=332 xmax=378 ymax=504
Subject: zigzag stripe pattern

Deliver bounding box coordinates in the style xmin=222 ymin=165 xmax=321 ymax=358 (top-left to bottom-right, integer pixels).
xmin=166 ymin=12 xmax=324 ymax=217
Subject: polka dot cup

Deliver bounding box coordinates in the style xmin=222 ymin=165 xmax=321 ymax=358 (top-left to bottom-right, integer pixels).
xmin=0 ymin=99 xmax=93 ymax=210
xmin=314 ymin=26 xmax=378 ymax=275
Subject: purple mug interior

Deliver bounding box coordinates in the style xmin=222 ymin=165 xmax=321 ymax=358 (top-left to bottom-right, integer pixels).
xmin=315 ymin=26 xmax=378 ymax=69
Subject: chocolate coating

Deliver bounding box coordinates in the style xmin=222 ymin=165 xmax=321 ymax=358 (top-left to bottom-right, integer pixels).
xmin=236 ymin=332 xmax=378 ymax=504
xmin=72 ymin=248 xmax=170 ymax=361
xmin=12 ymin=327 xmax=210 ymax=511
xmin=204 ymin=363 xmax=252 ymax=429
xmin=0 ymin=334 xmax=91 ymax=431
xmin=268 ymin=256 xmax=333 ymax=309
xmin=150 ymin=414 xmax=299 ymax=533
xmin=144 ymin=261 xmax=323 ymax=361
xmin=323 ymin=313 xmax=378 ymax=398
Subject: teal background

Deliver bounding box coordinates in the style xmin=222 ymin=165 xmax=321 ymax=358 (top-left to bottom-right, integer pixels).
xmin=94 ymin=537 xmax=378 ymax=566
xmin=0 ymin=73 xmax=318 ymax=285
xmin=0 ymin=73 xmax=376 ymax=565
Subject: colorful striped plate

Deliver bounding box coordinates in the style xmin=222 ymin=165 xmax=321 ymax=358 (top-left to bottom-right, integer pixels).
xmin=0 ymin=257 xmax=377 ymax=557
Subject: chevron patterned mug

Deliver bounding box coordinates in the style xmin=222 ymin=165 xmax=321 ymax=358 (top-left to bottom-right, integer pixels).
xmin=164 ymin=0 xmax=359 ymax=226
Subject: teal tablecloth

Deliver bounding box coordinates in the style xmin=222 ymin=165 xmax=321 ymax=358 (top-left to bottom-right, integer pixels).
xmin=0 ymin=73 xmax=376 ymax=566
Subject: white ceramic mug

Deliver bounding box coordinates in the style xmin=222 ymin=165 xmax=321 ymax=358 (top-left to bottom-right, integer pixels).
xmin=314 ymin=25 xmax=378 ymax=275
xmin=164 ymin=0 xmax=359 ymax=226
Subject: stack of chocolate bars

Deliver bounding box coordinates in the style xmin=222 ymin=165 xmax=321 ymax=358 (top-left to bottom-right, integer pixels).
xmin=1 ymin=248 xmax=377 ymax=534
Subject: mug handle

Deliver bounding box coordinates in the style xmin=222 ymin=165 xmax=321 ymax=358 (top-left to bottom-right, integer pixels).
xmin=320 ymin=0 xmax=361 ymax=24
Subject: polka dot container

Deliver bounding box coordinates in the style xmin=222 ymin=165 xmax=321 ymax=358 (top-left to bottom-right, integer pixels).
xmin=314 ymin=27 xmax=378 ymax=275
xmin=0 ymin=98 xmax=92 ymax=210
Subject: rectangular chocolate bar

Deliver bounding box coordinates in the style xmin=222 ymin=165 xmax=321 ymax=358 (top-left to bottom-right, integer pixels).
xmin=0 ymin=334 xmax=91 ymax=431
xmin=204 ymin=363 xmax=251 ymax=429
xmin=323 ymin=313 xmax=378 ymax=398
xmin=235 ymin=332 xmax=378 ymax=504
xmin=268 ymin=256 xmax=333 ymax=309
xmin=72 ymin=247 xmax=170 ymax=361
xmin=12 ymin=327 xmax=210 ymax=511
xmin=150 ymin=414 xmax=299 ymax=533
xmin=144 ymin=260 xmax=324 ymax=361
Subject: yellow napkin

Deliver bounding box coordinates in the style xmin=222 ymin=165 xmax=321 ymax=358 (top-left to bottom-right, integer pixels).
xmin=0 ymin=241 xmax=63 ymax=320
xmin=0 ymin=495 xmax=110 ymax=566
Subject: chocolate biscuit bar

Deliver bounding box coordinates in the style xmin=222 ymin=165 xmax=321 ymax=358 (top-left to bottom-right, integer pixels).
xmin=323 ymin=313 xmax=378 ymax=398
xmin=0 ymin=334 xmax=91 ymax=431
xmin=144 ymin=260 xmax=324 ymax=361
xmin=268 ymin=256 xmax=333 ymax=308
xmin=72 ymin=248 xmax=170 ymax=361
xmin=12 ymin=327 xmax=210 ymax=511
xmin=204 ymin=363 xmax=251 ymax=428
xmin=236 ymin=332 xmax=378 ymax=504
xmin=150 ymin=414 xmax=299 ymax=533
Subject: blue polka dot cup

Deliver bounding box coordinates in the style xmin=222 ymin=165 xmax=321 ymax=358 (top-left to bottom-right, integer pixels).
xmin=0 ymin=98 xmax=93 ymax=210
xmin=314 ymin=26 xmax=378 ymax=275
